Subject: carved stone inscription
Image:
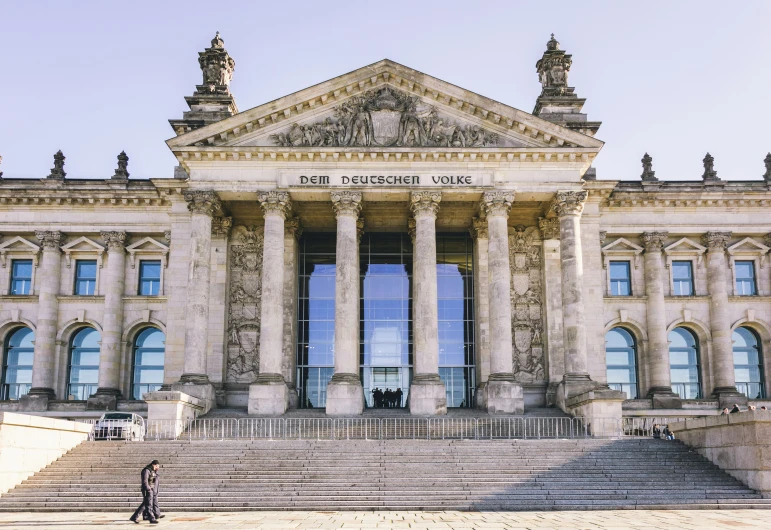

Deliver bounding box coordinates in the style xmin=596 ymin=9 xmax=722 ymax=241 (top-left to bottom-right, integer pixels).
xmin=509 ymin=226 xmax=545 ymax=383
xmin=227 ymin=226 xmax=264 ymax=383
xmin=270 ymin=87 xmax=500 ymax=148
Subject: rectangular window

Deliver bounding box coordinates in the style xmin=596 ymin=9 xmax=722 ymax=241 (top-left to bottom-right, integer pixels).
xmin=138 ymin=260 xmax=162 ymax=296
xmin=672 ymin=261 xmax=694 ymax=296
xmin=609 ymin=261 xmax=631 ymax=296
xmin=735 ymin=260 xmax=757 ymax=296
xmin=74 ymin=260 xmax=97 ymax=295
xmin=10 ymin=260 xmax=33 ymax=295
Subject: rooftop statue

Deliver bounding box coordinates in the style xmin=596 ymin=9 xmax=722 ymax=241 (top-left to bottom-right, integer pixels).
xmin=198 ymin=32 xmax=235 ymax=92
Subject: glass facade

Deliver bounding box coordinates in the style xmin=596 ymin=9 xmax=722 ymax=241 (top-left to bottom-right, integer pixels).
xmin=138 ymin=260 xmax=162 ymax=296
xmin=733 ymin=327 xmax=764 ymax=398
xmin=68 ymin=328 xmax=100 ymax=400
xmin=735 ymin=261 xmax=757 ymax=296
xmin=672 ymin=261 xmax=694 ymax=296
xmin=10 ymin=260 xmax=33 ymax=295
xmin=605 ymin=327 xmax=638 ymax=399
xmin=2 ymin=327 xmax=34 ymax=400
xmin=436 ymin=235 xmax=475 ymax=408
xmin=669 ymin=327 xmax=701 ymax=399
xmin=609 ymin=261 xmax=631 ymax=296
xmin=74 ymin=260 xmax=97 ymax=295
xmin=132 ymin=328 xmax=165 ymax=399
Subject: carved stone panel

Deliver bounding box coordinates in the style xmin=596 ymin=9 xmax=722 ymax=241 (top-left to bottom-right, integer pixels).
xmin=227 ymin=226 xmax=264 ymax=383
xmin=509 ymin=226 xmax=545 ymax=383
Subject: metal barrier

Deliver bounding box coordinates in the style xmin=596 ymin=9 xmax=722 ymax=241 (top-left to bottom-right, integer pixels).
xmin=83 ymin=416 xmax=699 ymax=442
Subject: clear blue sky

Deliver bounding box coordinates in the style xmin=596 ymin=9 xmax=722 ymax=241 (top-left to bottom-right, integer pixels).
xmin=1 ymin=1 xmax=769 ymax=181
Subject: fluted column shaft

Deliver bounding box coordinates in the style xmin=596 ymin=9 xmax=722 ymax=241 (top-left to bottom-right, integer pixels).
xmin=470 ymin=218 xmax=491 ymax=384
xmin=29 ymin=231 xmax=63 ymax=396
xmin=97 ymin=231 xmax=127 ymax=394
xmin=483 ymin=192 xmax=515 ymax=379
xmin=551 ymin=191 xmax=589 ymax=376
xmin=640 ymin=232 xmax=674 ymax=395
xmin=703 ymin=232 xmax=738 ymax=394
xmin=411 ymin=192 xmax=441 ymax=377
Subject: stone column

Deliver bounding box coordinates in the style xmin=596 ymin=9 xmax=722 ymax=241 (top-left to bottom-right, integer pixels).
xmin=470 ymin=218 xmax=491 ymax=407
xmin=249 ymin=191 xmax=291 ymax=415
xmin=326 ymin=191 xmax=365 ymax=415
xmin=88 ymin=231 xmax=127 ymax=410
xmin=479 ymin=191 xmax=523 ymax=414
xmin=539 ymin=217 xmax=565 ymax=406
xmin=207 ymin=217 xmax=232 ymax=387
xmin=640 ymin=231 xmax=681 ymax=409
xmin=172 ymin=190 xmax=220 ymax=411
xmin=283 ymin=217 xmax=302 ymax=409
xmin=551 ymin=191 xmax=599 ymax=407
xmin=20 ymin=231 xmax=63 ymax=411
xmin=703 ymin=231 xmax=746 ymax=407
xmin=408 ymin=191 xmax=447 ymax=415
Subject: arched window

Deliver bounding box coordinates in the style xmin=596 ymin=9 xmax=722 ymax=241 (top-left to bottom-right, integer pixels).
xmin=733 ymin=327 xmax=765 ymax=399
xmin=68 ymin=328 xmax=100 ymax=400
xmin=605 ymin=328 xmax=638 ymax=399
xmin=2 ymin=328 xmax=34 ymax=400
xmin=132 ymin=328 xmax=165 ymax=400
xmin=669 ymin=327 xmax=701 ymax=399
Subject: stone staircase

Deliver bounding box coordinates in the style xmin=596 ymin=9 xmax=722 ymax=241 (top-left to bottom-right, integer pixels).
xmin=1 ymin=438 xmax=770 ymax=511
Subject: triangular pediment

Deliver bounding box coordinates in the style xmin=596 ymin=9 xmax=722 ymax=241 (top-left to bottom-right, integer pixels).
xmin=602 ymin=238 xmax=644 ymax=254
xmin=664 ymin=238 xmax=707 ymax=255
xmin=167 ymin=59 xmax=603 ymax=152
xmin=61 ymin=236 xmax=105 ymax=254
xmin=727 ymin=237 xmax=770 ymax=255
xmin=126 ymin=237 xmax=169 ymax=268
xmin=0 ymin=236 xmax=40 ymax=267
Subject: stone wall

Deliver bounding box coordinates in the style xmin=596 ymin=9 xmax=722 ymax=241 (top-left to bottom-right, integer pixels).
xmin=0 ymin=412 xmax=91 ymax=494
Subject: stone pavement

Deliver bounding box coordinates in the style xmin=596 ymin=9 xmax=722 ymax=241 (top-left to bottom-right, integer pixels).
xmin=0 ymin=511 xmax=770 ymax=529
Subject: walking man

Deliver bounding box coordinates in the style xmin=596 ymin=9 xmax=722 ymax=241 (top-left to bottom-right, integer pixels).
xmin=130 ymin=460 xmax=160 ymax=524
xmin=143 ymin=459 xmax=164 ymax=522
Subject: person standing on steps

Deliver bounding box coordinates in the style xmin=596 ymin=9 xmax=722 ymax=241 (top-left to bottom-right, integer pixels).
xmin=130 ymin=460 xmax=160 ymax=524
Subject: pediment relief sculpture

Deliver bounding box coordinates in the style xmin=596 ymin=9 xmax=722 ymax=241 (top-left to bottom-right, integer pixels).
xmin=267 ymin=87 xmax=502 ymax=148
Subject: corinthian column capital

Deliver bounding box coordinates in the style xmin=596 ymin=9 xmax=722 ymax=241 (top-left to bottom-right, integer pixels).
xmin=101 ymin=231 xmax=127 ymax=251
xmin=35 ymin=230 xmax=63 ymax=250
xmin=550 ymin=190 xmax=588 ymax=217
xmin=410 ymin=191 xmax=441 ymax=217
xmin=469 ymin=217 xmax=489 ymax=240
xmin=331 ymin=191 xmax=362 ymax=217
xmin=538 ymin=217 xmax=560 ymax=240
xmin=285 ymin=217 xmax=303 ymax=240
xmin=702 ymin=231 xmax=731 ymax=251
xmin=639 ymin=231 xmax=668 ymax=252
xmin=211 ymin=217 xmax=233 ymax=238
xmin=480 ymin=191 xmax=514 ymax=217
xmin=183 ymin=190 xmax=221 ymax=216
xmin=258 ymin=190 xmax=291 ymax=219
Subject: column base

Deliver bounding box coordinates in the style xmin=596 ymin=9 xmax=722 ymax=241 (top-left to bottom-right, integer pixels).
xmin=86 ymin=388 xmax=121 ymax=411
xmin=18 ymin=387 xmax=55 ymax=412
xmin=325 ymin=373 xmax=364 ymax=416
xmin=171 ymin=374 xmax=215 ymax=415
xmin=711 ymin=386 xmax=749 ymax=409
xmin=647 ymin=386 xmax=683 ymax=409
xmin=474 ymin=382 xmax=488 ymax=410
xmin=480 ymin=374 xmax=524 ymax=414
xmin=408 ymin=374 xmax=447 ymax=416
xmin=248 ymin=373 xmax=289 ymax=416
xmin=555 ymin=373 xmax=602 ymax=414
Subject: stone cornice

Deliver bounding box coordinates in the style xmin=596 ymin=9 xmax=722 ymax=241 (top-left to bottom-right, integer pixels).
xmin=183 ymin=190 xmax=221 ymax=216
xmin=100 ymin=231 xmax=127 ymax=250
xmin=410 ymin=191 xmax=441 ymax=217
xmin=258 ymin=190 xmax=291 ymax=218
xmin=330 ymin=191 xmax=363 ymax=217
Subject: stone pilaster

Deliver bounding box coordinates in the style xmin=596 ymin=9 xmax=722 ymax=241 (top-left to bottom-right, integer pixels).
xmin=408 ymin=191 xmax=447 ymax=416
xmin=207 ymin=217 xmax=231 ymax=392
xmin=702 ymin=231 xmax=746 ymax=407
xmin=249 ymin=191 xmax=291 ymax=415
xmin=326 ymin=191 xmax=365 ymax=415
xmin=172 ymin=190 xmax=221 ymax=412
xmin=539 ymin=217 xmax=565 ymax=406
xmin=20 ymin=231 xmax=63 ymax=411
xmin=478 ymin=191 xmax=524 ymax=414
xmin=283 ymin=217 xmax=302 ymax=409
xmin=470 ymin=218 xmax=491 ymax=403
xmin=87 ymin=231 xmax=127 ymax=410
xmin=640 ymin=231 xmax=681 ymax=408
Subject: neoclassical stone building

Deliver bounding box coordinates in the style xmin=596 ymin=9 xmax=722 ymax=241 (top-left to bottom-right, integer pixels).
xmin=1 ymin=34 xmax=770 ymax=418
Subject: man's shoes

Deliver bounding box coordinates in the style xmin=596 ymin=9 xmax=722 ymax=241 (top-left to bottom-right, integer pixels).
xmin=150 ymin=521 xmax=159 ymax=525
xmin=129 ymin=518 xmax=139 ymax=524
xmin=158 ymin=515 xmax=166 ymax=518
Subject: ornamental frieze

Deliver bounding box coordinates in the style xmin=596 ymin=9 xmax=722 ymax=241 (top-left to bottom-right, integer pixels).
xmin=269 ymin=87 xmax=500 ymax=148
xmin=509 ymin=225 xmax=545 ymax=383
xmin=227 ymin=226 xmax=264 ymax=383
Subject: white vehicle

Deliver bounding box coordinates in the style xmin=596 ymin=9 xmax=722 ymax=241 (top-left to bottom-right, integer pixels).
xmin=92 ymin=412 xmax=146 ymax=441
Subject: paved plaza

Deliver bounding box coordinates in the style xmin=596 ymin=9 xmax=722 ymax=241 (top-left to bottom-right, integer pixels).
xmin=0 ymin=511 xmax=770 ymax=529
